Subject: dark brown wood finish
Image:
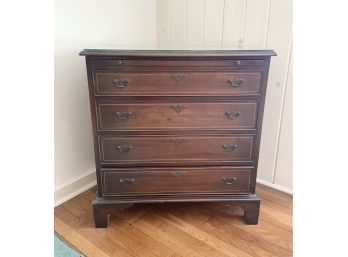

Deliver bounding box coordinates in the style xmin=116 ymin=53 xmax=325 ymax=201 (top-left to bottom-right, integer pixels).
xmin=80 ymin=49 xmax=276 ymax=57
xmin=94 ymin=71 xmax=262 ymax=96
xmin=101 ymin=167 xmax=252 ymax=196
xmin=97 ymin=101 xmax=258 ymax=131
xmin=91 ymin=58 xmax=266 ymax=69
xmin=99 ymin=135 xmax=254 ymax=166
xmin=80 ymin=49 xmax=275 ymax=227
xmin=85 ymin=56 xmax=103 ymax=197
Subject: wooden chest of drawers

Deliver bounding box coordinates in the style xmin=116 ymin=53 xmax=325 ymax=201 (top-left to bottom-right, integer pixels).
xmin=80 ymin=49 xmax=276 ymax=228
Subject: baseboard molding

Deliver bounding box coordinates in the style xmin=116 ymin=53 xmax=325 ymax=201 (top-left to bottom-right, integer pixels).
xmin=55 ymin=170 xmax=97 ymax=207
xmin=256 ymin=178 xmax=293 ymax=195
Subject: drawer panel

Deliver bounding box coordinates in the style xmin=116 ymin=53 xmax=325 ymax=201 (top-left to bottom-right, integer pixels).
xmin=99 ymin=135 xmax=254 ymax=166
xmin=94 ymin=71 xmax=261 ymax=96
xmin=92 ymin=59 xmax=266 ymax=70
xmin=97 ymin=101 xmax=258 ymax=131
xmin=101 ymin=167 xmax=253 ymax=195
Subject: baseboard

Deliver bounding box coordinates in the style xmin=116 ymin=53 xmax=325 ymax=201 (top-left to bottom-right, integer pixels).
xmin=54 ymin=170 xmax=97 ymax=207
xmin=256 ymin=178 xmax=293 ymax=195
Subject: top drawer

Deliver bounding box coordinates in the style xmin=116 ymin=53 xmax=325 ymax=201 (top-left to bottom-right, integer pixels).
xmin=93 ymin=71 xmax=262 ymax=96
xmin=91 ymin=59 xmax=266 ymax=70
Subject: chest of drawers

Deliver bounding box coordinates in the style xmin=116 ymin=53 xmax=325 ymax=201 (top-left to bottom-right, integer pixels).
xmin=80 ymin=49 xmax=276 ymax=228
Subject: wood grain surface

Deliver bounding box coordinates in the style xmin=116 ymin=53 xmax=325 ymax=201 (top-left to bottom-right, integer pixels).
xmin=83 ymin=52 xmax=273 ymax=226
xmin=94 ymin=71 xmax=261 ymax=96
xmin=55 ymin=184 xmax=292 ymax=257
xmin=98 ymin=135 xmax=255 ymax=166
xmin=97 ymin=101 xmax=258 ymax=131
xmin=101 ymin=167 xmax=252 ymax=196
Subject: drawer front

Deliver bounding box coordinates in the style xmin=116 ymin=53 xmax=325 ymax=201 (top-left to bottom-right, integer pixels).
xmin=99 ymin=135 xmax=254 ymax=166
xmin=92 ymin=59 xmax=266 ymax=70
xmin=94 ymin=71 xmax=261 ymax=96
xmin=97 ymin=101 xmax=258 ymax=131
xmin=101 ymin=167 xmax=253 ymax=195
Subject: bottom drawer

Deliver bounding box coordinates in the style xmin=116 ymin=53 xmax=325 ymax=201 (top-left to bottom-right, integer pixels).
xmin=100 ymin=167 xmax=253 ymax=196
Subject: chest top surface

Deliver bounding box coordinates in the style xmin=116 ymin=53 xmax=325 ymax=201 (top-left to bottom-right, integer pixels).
xmin=79 ymin=46 xmax=276 ymax=57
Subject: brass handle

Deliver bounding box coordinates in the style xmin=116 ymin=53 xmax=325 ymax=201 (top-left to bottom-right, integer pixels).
xmin=117 ymin=144 xmax=133 ymax=153
xmin=114 ymin=111 xmax=133 ymax=120
xmin=223 ymin=144 xmax=238 ymax=152
xmin=171 ymin=74 xmax=186 ymax=83
xmin=228 ymin=79 xmax=244 ymax=88
xmin=222 ymin=176 xmax=237 ymax=185
xmin=113 ymin=79 xmax=129 ymax=88
xmin=225 ymin=111 xmax=241 ymax=119
xmin=119 ymin=178 xmax=134 ymax=186
xmin=171 ymin=171 xmax=185 ymax=178
xmin=170 ymin=104 xmax=185 ymax=113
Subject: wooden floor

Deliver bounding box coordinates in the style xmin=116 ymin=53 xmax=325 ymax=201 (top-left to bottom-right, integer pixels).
xmin=55 ymin=184 xmax=292 ymax=257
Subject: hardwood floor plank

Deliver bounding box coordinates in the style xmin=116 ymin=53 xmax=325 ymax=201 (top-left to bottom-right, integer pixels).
xmin=150 ymin=210 xmax=256 ymax=257
xmin=55 ymin=216 xmax=110 ymax=257
xmin=205 ymin=200 xmax=293 ymax=233
xmin=260 ymin=198 xmax=292 ymax=216
xmin=134 ymin=213 xmax=231 ymax=257
xmin=55 ymin=204 xmax=93 ymax=229
xmin=81 ymin=188 xmax=96 ymax=200
xmin=109 ymin=218 xmax=178 ymax=257
xmin=75 ymin=193 xmax=94 ymax=213
xmin=115 ymin=203 xmax=151 ymax=225
xmin=133 ymin=218 xmax=203 ymax=257
xmin=58 ymin=196 xmax=176 ymax=257
xmin=58 ymin=199 xmax=162 ymax=257
xmin=54 ymin=185 xmax=293 ymax=257
xmin=162 ymin=203 xmax=292 ymax=257
xmin=196 ymin=202 xmax=293 ymax=251
xmin=107 ymin=227 xmax=159 ymax=257
xmin=256 ymin=185 xmax=292 ymax=209
xmin=55 ymin=205 xmax=134 ymax=257
xmin=259 ymin=204 xmax=292 ymax=231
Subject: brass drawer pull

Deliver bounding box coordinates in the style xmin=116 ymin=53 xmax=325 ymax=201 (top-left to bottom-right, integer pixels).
xmin=223 ymin=144 xmax=238 ymax=152
xmin=222 ymin=176 xmax=237 ymax=185
xmin=170 ymin=104 xmax=185 ymax=113
xmin=225 ymin=111 xmax=241 ymax=119
xmin=113 ymin=111 xmax=133 ymax=120
xmin=171 ymin=74 xmax=186 ymax=83
xmin=113 ymin=79 xmax=129 ymax=88
xmin=119 ymin=178 xmax=134 ymax=186
xmin=171 ymin=171 xmax=185 ymax=178
xmin=228 ymin=79 xmax=244 ymax=88
xmin=117 ymin=144 xmax=133 ymax=153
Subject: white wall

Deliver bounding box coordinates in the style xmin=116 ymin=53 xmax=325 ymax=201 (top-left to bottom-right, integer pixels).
xmin=54 ymin=0 xmax=157 ymax=205
xmin=156 ymin=0 xmax=293 ymax=193
xmin=274 ymin=46 xmax=292 ymax=190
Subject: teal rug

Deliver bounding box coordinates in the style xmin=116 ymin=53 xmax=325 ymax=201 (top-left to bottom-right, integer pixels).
xmin=54 ymin=234 xmax=84 ymax=257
